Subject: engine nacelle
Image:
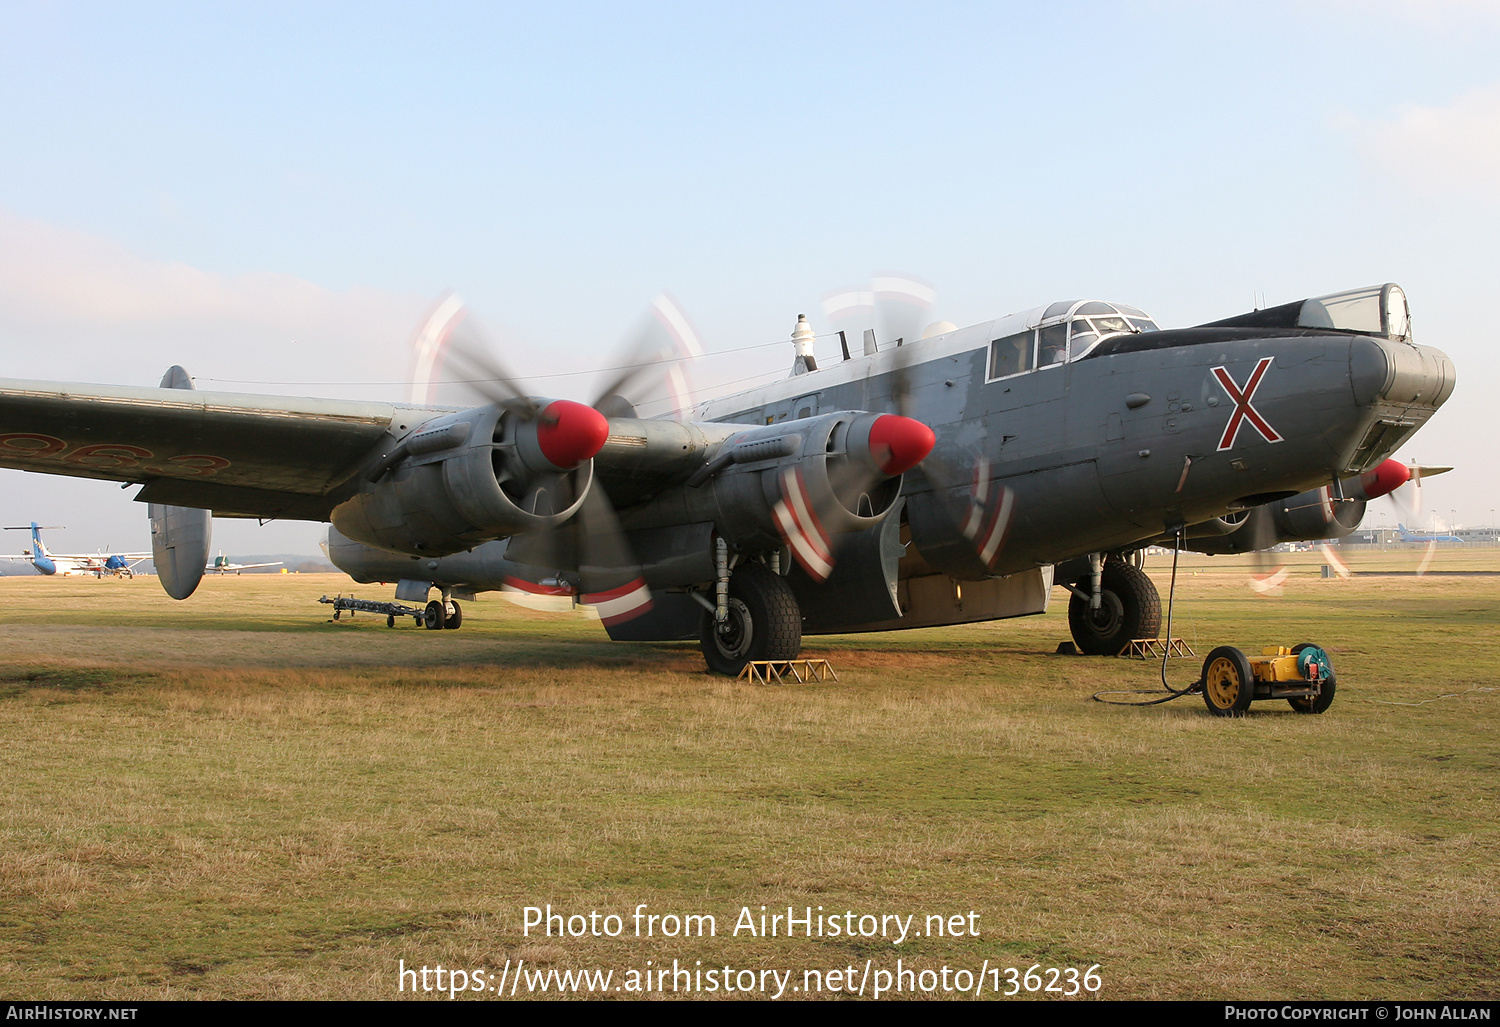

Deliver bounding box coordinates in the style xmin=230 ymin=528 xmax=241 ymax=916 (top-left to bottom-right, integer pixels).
xmin=707 ymin=411 xmax=921 ymax=551
xmin=599 ymin=410 xmax=932 ymax=584
xmin=330 ymin=400 xmax=604 ymax=557
xmin=1182 ymin=459 xmax=1409 ymax=555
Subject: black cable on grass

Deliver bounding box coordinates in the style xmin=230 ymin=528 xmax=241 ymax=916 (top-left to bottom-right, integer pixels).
xmin=1092 ymin=526 xmax=1202 ymax=707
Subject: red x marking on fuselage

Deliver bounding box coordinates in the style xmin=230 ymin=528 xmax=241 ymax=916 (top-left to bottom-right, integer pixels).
xmin=1211 ymin=356 xmax=1283 ymax=451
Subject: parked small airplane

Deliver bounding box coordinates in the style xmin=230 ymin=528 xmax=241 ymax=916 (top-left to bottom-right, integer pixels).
xmin=3 ymin=522 xmax=150 ymax=577
xmin=207 ymin=552 xmax=284 ymax=574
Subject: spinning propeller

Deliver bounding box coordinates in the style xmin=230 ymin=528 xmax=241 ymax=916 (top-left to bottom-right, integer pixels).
xmin=821 ymin=272 xmax=954 ymax=353
xmin=844 ymin=310 xmax=1017 ymax=578
xmin=1244 ymin=457 xmax=1453 ymax=594
xmin=406 ymin=294 xmax=705 ymax=625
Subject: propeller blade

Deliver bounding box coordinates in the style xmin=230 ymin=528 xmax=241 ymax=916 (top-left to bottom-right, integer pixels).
xmin=589 ymin=293 xmax=704 ymax=420
xmin=912 ymin=444 xmax=1019 ymax=574
xmin=871 ymin=273 xmax=936 ymax=350
xmin=438 ymin=317 xmax=539 ymax=419
xmin=409 ymin=292 xmax=465 ymax=407
xmin=577 ymin=486 xmax=653 ymax=626
xmin=958 ymin=455 xmax=1017 ymax=570
xmin=1317 ymin=541 xmax=1351 ymax=579
xmin=1245 ymin=505 xmax=1287 ymax=597
xmin=502 ymin=481 xmax=653 ymax=624
xmin=773 ymin=465 xmax=835 ymax=582
xmin=822 ymin=272 xmax=940 ymax=359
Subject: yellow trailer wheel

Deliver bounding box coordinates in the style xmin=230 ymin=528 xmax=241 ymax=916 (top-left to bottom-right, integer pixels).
xmin=1202 ymin=646 xmax=1254 ymax=717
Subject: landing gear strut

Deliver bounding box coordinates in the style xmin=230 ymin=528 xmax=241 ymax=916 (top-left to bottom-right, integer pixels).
xmin=1067 ymin=559 xmax=1162 ymax=655
xmin=700 ymin=562 xmax=802 ymax=675
xmin=423 ymin=598 xmax=462 ymax=630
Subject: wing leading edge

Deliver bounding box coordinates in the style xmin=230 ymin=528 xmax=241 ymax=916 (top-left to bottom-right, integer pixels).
xmin=0 ymin=379 xmax=425 ymax=520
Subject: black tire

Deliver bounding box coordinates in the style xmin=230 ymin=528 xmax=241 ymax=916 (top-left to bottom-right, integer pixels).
xmin=1067 ymin=560 xmax=1163 ymax=655
xmin=386 ymin=614 xmax=396 ymax=628
xmin=700 ymin=562 xmax=803 ymax=676
xmin=1202 ymin=645 xmax=1255 ymax=717
xmin=423 ymin=600 xmax=444 ymax=630
xmin=444 ymin=600 xmax=462 ymax=630
xmin=1287 ymin=643 xmax=1336 ymax=714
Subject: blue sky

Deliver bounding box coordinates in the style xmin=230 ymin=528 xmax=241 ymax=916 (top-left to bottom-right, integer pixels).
xmin=2 ymin=0 xmax=1497 ymax=554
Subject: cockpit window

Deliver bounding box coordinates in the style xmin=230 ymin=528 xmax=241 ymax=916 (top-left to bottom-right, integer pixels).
xmin=1068 ymin=330 xmax=1098 ymax=360
xmin=989 ymin=330 xmax=1035 ymax=379
xmin=989 ymin=298 xmax=1160 ymax=379
xmin=1038 ymin=324 xmax=1067 ymax=366
xmin=1297 ymin=283 xmax=1411 ymax=340
xmin=1068 ymin=302 xmax=1154 ymax=359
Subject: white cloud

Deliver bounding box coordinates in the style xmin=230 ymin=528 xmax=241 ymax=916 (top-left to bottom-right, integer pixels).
xmin=0 ymin=207 xmax=428 ymax=394
xmin=1353 ymin=85 xmax=1500 ymax=202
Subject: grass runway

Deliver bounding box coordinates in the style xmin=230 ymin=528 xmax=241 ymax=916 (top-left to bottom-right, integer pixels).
xmin=1 ymin=551 xmax=1495 ymax=1000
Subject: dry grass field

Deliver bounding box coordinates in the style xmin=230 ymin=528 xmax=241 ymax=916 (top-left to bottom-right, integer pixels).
xmin=0 ymin=551 xmax=1495 ymax=1000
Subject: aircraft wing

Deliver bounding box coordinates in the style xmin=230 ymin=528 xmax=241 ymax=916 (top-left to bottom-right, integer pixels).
xmin=0 ymin=379 xmax=416 ymax=520
xmin=49 ymin=552 xmax=153 ymax=560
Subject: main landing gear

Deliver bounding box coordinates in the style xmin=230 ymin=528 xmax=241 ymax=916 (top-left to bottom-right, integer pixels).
xmin=1067 ymin=557 xmax=1162 ymax=655
xmin=423 ymin=598 xmax=462 ymax=630
xmin=699 ymin=563 xmax=802 ymax=676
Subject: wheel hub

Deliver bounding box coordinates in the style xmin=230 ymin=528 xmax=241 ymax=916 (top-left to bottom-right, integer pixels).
xmin=714 ymin=598 xmax=753 ymax=658
xmin=1205 ymin=658 xmax=1241 ymax=707
xmin=1084 ymin=591 xmax=1124 ymax=637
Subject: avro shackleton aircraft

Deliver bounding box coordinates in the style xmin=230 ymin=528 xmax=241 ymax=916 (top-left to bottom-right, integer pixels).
xmin=0 ymin=282 xmax=1453 ymax=673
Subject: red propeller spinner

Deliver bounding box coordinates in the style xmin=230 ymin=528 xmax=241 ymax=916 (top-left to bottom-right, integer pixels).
xmin=1355 ymin=458 xmax=1410 ymax=501
xmin=868 ymin=414 xmax=937 ymax=476
xmin=535 ymin=400 xmax=610 ymax=470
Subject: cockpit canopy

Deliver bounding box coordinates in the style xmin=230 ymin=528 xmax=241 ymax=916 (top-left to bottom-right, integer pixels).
xmin=1298 ymin=284 xmax=1410 ymax=340
xmin=1202 ymin=283 xmax=1412 ymax=341
xmin=987 ymin=299 xmax=1159 ymax=380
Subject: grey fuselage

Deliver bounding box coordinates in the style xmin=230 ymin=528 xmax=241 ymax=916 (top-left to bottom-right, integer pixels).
xmin=328 ymin=298 xmax=1454 ymax=634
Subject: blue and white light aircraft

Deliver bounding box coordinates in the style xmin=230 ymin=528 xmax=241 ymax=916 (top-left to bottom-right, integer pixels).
xmin=3 ymin=523 xmax=151 ymax=577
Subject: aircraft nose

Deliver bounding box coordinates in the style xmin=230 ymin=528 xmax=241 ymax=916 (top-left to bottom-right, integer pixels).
xmin=1351 ymin=337 xmax=1456 ymax=410
xmin=1347 ymin=338 xmax=1456 ymax=466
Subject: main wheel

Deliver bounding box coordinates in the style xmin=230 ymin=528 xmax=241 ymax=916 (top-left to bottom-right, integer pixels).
xmin=423 ymin=600 xmax=444 ymax=630
xmin=700 ymin=562 xmax=802 ymax=676
xmin=1202 ymin=645 xmax=1255 ymax=717
xmin=1067 ymin=560 xmax=1163 ymax=655
xmin=444 ymin=600 xmax=463 ymax=630
xmin=1287 ymin=642 xmax=1336 ymax=714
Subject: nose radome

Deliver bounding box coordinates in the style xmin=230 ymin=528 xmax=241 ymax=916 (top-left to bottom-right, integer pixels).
xmin=1351 ymin=337 xmax=1457 ymax=411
